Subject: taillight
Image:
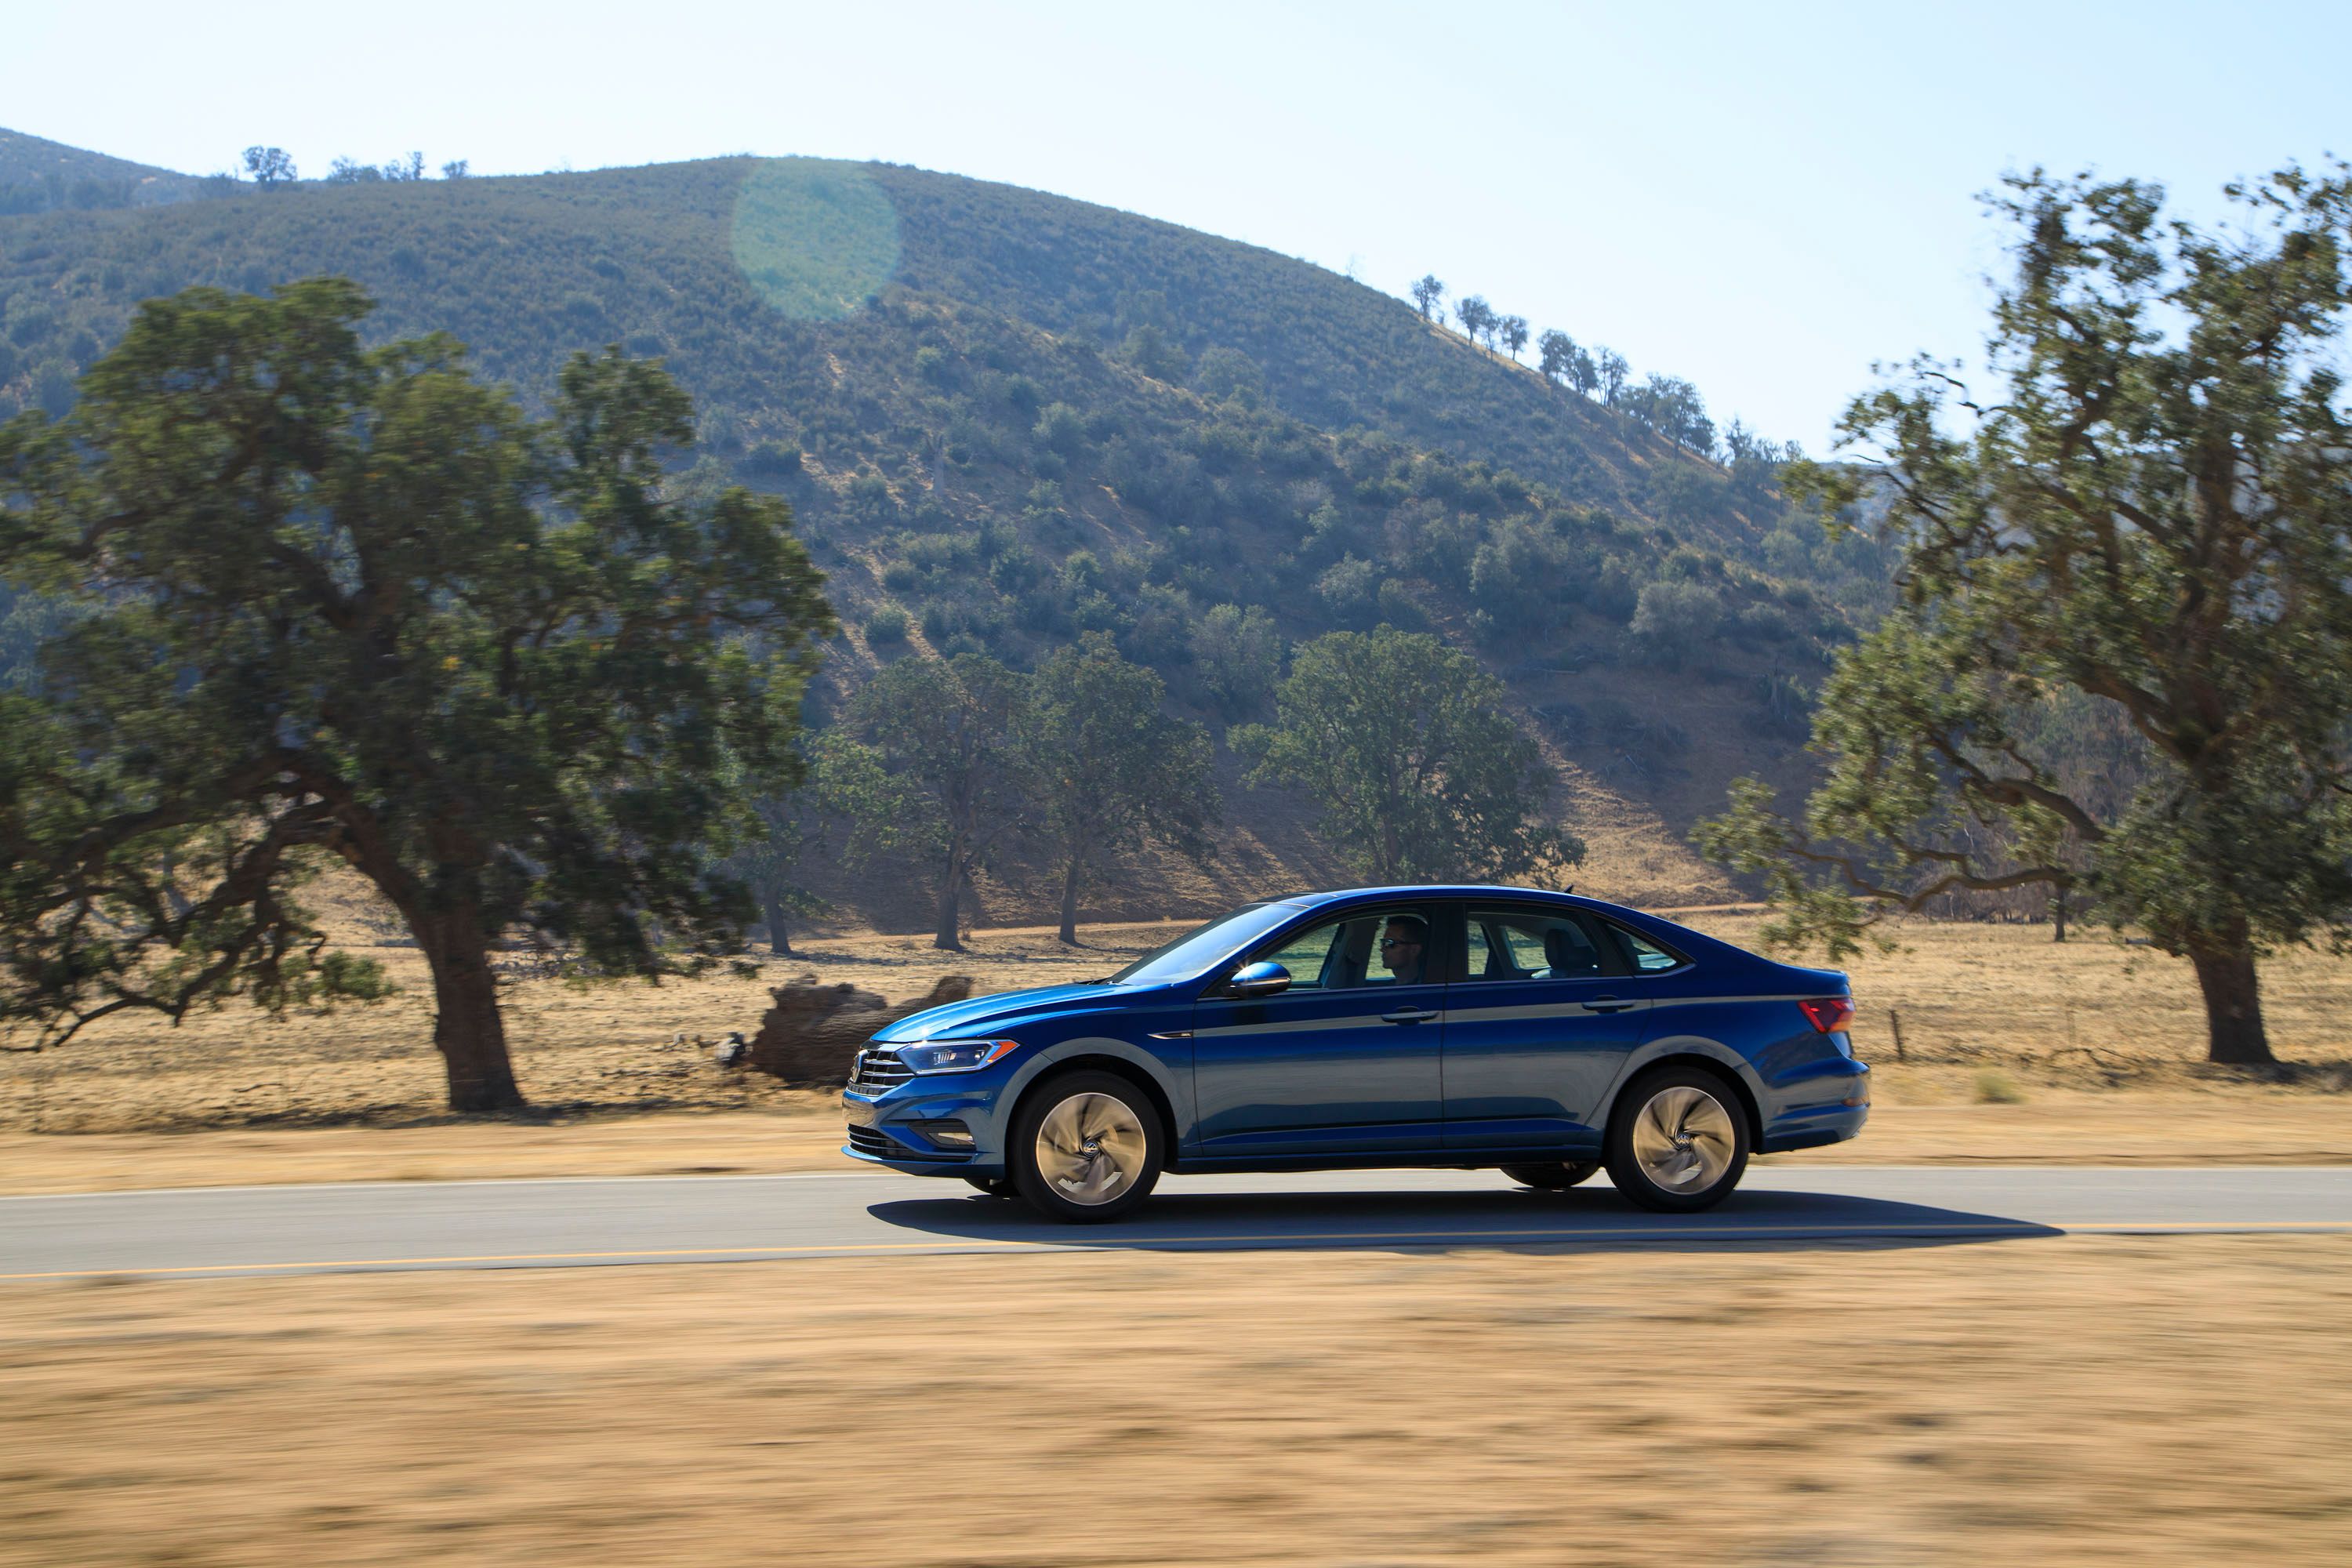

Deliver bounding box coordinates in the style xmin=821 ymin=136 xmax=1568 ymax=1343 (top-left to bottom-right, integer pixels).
xmin=1798 ymin=996 xmax=1855 ymax=1034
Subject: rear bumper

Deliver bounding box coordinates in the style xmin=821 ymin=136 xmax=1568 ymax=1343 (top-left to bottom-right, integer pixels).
xmin=1760 ymin=1060 xmax=1870 ymax=1153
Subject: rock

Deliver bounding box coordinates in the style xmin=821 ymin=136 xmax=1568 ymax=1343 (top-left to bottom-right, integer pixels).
xmin=744 ymin=975 xmax=973 ymax=1085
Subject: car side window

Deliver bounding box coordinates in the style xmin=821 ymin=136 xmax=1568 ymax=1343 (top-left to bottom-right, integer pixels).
xmin=1608 ymin=922 xmax=1686 ymax=973
xmin=1252 ymin=908 xmax=1436 ymax=989
xmin=1460 ymin=909 xmax=1611 ymax=981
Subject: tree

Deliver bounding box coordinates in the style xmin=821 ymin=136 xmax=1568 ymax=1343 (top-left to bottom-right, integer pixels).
xmin=720 ymin=758 xmax=827 ymax=957
xmin=1593 ymin=346 xmax=1629 ymax=404
xmin=1537 ymin=328 xmax=1577 ymax=388
xmin=1696 ymin=165 xmax=2352 ymax=1065
xmin=240 ymin=146 xmax=296 ymax=188
xmin=1018 ymin=636 xmax=1218 ymax=943
xmin=1189 ymin=601 xmax=1283 ymax=717
xmin=0 ymin=279 xmax=833 ymax=1108
xmin=1499 ymin=315 xmax=1530 ymax=363
xmin=1455 ymin=295 xmax=1494 ymax=349
xmin=1410 ymin=274 xmax=1445 ymax=320
xmin=1566 ymin=344 xmax=1600 ymax=398
xmin=822 ymin=652 xmax=1028 ymax=950
xmin=441 ymin=159 xmax=471 ymax=180
xmin=1632 ymin=374 xmax=1713 ymax=455
xmin=1234 ymin=627 xmax=1583 ymax=883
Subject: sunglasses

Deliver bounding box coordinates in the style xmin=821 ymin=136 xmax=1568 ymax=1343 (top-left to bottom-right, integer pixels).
xmin=1378 ymin=937 xmax=1421 ymax=949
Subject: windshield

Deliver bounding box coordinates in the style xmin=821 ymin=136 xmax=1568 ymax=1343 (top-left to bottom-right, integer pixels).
xmin=1109 ymin=901 xmax=1307 ymax=985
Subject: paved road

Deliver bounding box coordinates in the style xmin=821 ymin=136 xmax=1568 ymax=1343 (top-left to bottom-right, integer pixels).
xmin=5 ymin=1166 xmax=2350 ymax=1279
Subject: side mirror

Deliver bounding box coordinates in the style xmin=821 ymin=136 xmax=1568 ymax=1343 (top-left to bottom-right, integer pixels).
xmin=1227 ymin=960 xmax=1292 ymax=998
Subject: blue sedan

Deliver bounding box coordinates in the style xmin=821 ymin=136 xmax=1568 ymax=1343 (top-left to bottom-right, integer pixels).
xmin=842 ymin=886 xmax=1868 ymax=1221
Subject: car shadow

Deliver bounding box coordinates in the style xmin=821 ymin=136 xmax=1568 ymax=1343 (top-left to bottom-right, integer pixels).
xmin=866 ymin=1183 xmax=2061 ymax=1255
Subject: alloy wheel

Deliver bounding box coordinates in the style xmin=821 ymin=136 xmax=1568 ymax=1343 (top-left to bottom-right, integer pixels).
xmin=1032 ymin=1090 xmax=1150 ymax=1207
xmin=1628 ymin=1084 xmax=1737 ymax=1192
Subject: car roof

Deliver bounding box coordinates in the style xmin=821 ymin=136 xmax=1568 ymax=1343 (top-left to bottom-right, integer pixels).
xmin=1272 ymin=884 xmax=1612 ymax=912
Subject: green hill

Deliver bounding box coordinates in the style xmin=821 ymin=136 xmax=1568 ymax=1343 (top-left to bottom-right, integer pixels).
xmin=0 ymin=143 xmax=1892 ymax=919
xmin=0 ymin=128 xmax=209 ymax=214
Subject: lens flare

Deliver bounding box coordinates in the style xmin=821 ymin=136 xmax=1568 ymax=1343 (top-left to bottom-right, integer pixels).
xmin=729 ymin=158 xmax=901 ymax=321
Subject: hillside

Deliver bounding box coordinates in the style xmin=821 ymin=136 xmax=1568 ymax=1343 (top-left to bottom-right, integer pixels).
xmin=0 ymin=143 xmax=1893 ymax=924
xmin=0 ymin=128 xmax=208 ymax=213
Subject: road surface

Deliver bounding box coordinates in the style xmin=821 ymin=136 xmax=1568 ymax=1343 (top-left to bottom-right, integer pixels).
xmin=5 ymin=1165 xmax=2350 ymax=1279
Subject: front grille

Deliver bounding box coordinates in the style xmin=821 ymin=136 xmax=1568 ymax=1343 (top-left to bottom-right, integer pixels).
xmin=849 ymin=1048 xmax=914 ymax=1091
xmin=847 ymin=1124 xmax=892 ymax=1157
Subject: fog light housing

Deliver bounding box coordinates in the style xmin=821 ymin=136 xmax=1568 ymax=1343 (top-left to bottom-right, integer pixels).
xmin=917 ymin=1119 xmax=975 ymax=1149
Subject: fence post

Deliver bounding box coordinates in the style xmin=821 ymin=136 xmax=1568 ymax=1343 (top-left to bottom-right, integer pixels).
xmin=1889 ymin=1008 xmax=1906 ymax=1063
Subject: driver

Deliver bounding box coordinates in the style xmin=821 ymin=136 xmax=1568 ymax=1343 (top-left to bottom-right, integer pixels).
xmin=1378 ymin=914 xmax=1428 ymax=985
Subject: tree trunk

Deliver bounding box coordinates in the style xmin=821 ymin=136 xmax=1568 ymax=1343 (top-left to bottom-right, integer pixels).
xmin=762 ymin=889 xmax=793 ymax=957
xmin=416 ymin=907 xmax=526 ymax=1112
xmin=1058 ymin=856 xmax=1083 ymax=946
xmin=2189 ymin=943 xmax=2274 ymax=1065
xmin=934 ymin=860 xmax=965 ymax=952
xmin=2052 ymin=894 xmax=2068 ymax=944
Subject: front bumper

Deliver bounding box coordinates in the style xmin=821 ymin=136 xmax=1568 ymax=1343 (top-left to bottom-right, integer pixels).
xmin=842 ymin=1069 xmax=1015 ymax=1177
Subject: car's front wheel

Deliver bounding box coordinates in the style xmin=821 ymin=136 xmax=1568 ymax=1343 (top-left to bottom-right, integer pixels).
xmin=1011 ymin=1070 xmax=1163 ymax=1223
xmin=1605 ymin=1066 xmax=1749 ymax=1212
xmin=1502 ymin=1161 xmax=1600 ymax=1190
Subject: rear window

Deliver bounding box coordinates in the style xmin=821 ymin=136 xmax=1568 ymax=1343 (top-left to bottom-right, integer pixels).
xmin=1606 ymin=921 xmax=1686 ymax=973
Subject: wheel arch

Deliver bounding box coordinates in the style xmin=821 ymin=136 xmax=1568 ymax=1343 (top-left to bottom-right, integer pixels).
xmin=1007 ymin=1047 xmax=1183 ymax=1165
xmin=1600 ymin=1044 xmax=1765 ymax=1150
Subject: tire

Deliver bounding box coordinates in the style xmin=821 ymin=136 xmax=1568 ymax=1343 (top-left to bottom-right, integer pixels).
xmin=1010 ymin=1070 xmax=1163 ymax=1223
xmin=1501 ymin=1161 xmax=1600 ymax=1190
xmin=962 ymin=1176 xmax=1018 ymax=1199
xmin=1605 ymin=1065 xmax=1750 ymax=1213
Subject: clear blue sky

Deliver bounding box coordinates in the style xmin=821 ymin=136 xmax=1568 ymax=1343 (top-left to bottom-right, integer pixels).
xmin=13 ymin=1 xmax=2345 ymax=452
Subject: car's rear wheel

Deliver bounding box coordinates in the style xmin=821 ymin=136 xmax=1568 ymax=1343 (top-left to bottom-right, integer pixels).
xmin=962 ymin=1175 xmax=1018 ymax=1198
xmin=1011 ymin=1071 xmax=1163 ymax=1223
xmin=1606 ymin=1066 xmax=1749 ymax=1212
xmin=1501 ymin=1161 xmax=1600 ymax=1190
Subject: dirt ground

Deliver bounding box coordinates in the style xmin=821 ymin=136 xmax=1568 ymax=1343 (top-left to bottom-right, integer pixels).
xmin=3 ymin=912 xmax=2348 ymax=1193
xmin=5 ymin=1233 xmax=2350 ymax=1566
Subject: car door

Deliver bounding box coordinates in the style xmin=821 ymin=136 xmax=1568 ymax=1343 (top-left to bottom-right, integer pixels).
xmin=1440 ymin=903 xmax=1647 ymax=1152
xmin=1189 ymin=902 xmax=1448 ymax=1157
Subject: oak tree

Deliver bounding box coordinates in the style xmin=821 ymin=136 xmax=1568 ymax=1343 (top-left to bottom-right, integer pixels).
xmin=1018 ymin=635 xmax=1218 ymax=943
xmin=820 ymin=652 xmax=1028 ymax=951
xmin=0 ymin=279 xmax=833 ymax=1108
xmin=1235 ymin=627 xmax=1582 ymax=884
xmin=1698 ymin=166 xmax=2352 ymax=1065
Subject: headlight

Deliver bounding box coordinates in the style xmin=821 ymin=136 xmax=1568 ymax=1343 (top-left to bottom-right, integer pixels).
xmin=897 ymin=1038 xmax=1018 ymax=1074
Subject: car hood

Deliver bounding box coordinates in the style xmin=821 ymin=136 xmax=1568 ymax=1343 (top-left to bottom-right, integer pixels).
xmin=870 ymin=982 xmax=1135 ymax=1044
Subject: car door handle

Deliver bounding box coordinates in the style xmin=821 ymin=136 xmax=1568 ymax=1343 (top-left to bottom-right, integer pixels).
xmin=1381 ymin=1007 xmax=1441 ymax=1024
xmin=1580 ymin=996 xmax=1637 ymax=1013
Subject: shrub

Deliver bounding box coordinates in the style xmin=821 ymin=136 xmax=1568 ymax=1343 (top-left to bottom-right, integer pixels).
xmin=1316 ymin=557 xmax=1377 ymax=624
xmin=742 ymin=437 xmax=803 ymax=477
xmin=1031 ymin=401 xmax=1086 ymax=456
xmin=1628 ymin=580 xmax=1724 ymax=667
xmin=1973 ymin=1069 xmax=2027 ymax=1105
xmin=864 ymin=605 xmax=909 ymax=644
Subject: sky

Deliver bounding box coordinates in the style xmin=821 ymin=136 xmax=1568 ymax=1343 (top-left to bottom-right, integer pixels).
xmin=11 ymin=0 xmax=2346 ymax=452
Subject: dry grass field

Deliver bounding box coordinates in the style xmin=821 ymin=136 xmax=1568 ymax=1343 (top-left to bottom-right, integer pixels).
xmin=8 ymin=906 xmax=2351 ymax=1567
xmin=6 ymin=1233 xmax=2350 ymax=1566
xmin=2 ymin=908 xmax=2349 ymax=1193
